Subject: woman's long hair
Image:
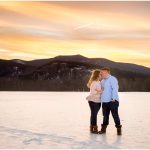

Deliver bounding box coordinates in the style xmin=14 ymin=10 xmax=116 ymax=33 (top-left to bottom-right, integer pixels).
xmin=87 ymin=69 xmax=101 ymax=88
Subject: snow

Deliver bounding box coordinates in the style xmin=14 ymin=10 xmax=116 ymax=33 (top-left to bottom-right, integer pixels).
xmin=0 ymin=92 xmax=150 ymax=149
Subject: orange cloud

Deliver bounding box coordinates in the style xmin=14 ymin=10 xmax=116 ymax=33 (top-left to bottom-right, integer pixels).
xmin=0 ymin=1 xmax=150 ymax=67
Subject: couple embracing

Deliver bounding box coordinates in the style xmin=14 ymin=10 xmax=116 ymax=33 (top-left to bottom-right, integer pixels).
xmin=86 ymin=67 xmax=122 ymax=135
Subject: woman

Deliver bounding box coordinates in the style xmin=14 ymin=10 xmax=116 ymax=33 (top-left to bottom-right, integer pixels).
xmin=86 ymin=69 xmax=102 ymax=134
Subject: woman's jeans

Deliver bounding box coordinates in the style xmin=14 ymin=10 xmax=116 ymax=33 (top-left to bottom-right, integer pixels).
xmin=88 ymin=101 xmax=101 ymax=126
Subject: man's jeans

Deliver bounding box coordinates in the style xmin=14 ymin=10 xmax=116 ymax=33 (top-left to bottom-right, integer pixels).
xmin=102 ymin=100 xmax=121 ymax=127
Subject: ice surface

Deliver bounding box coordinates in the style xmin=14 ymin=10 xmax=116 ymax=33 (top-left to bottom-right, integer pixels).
xmin=0 ymin=92 xmax=150 ymax=149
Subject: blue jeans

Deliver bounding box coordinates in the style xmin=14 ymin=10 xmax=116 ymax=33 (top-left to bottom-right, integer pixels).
xmin=88 ymin=101 xmax=101 ymax=126
xmin=102 ymin=100 xmax=121 ymax=127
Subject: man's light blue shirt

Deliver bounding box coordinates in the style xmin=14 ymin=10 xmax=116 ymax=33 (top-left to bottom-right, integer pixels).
xmin=100 ymin=75 xmax=119 ymax=103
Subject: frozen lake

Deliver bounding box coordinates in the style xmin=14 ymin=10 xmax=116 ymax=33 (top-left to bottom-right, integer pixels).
xmin=0 ymin=92 xmax=150 ymax=149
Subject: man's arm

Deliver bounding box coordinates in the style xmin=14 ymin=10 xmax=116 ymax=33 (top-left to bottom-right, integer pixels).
xmin=110 ymin=77 xmax=119 ymax=101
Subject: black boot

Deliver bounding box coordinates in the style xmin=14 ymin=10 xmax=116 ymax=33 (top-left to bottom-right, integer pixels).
xmin=116 ymin=125 xmax=122 ymax=135
xmin=98 ymin=124 xmax=107 ymax=134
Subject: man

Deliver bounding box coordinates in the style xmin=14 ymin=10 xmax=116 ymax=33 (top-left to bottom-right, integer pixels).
xmin=99 ymin=67 xmax=122 ymax=135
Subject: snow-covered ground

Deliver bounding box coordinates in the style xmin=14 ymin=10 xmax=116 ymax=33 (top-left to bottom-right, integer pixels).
xmin=0 ymin=92 xmax=150 ymax=149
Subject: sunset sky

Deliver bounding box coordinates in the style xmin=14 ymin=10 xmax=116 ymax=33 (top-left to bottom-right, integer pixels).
xmin=0 ymin=1 xmax=150 ymax=67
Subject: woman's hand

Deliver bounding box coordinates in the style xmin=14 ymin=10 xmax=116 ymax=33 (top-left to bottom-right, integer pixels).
xmin=95 ymin=89 xmax=103 ymax=94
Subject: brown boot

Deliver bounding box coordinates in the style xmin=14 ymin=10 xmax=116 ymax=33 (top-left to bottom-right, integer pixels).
xmin=90 ymin=125 xmax=94 ymax=133
xmin=92 ymin=125 xmax=98 ymax=134
xmin=98 ymin=124 xmax=107 ymax=134
xmin=116 ymin=125 xmax=122 ymax=135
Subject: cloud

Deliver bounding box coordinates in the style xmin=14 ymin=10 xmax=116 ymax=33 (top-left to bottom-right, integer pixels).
xmin=74 ymin=23 xmax=94 ymax=30
xmin=0 ymin=26 xmax=66 ymax=39
xmin=9 ymin=52 xmax=49 ymax=59
xmin=0 ymin=1 xmax=150 ymax=67
xmin=0 ymin=48 xmax=11 ymax=52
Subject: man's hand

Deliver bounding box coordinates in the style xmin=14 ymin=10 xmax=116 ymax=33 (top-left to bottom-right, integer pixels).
xmin=111 ymin=99 xmax=116 ymax=102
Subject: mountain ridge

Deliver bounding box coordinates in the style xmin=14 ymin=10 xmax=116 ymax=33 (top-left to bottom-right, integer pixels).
xmin=0 ymin=55 xmax=150 ymax=91
xmin=2 ymin=54 xmax=149 ymax=68
xmin=5 ymin=55 xmax=150 ymax=75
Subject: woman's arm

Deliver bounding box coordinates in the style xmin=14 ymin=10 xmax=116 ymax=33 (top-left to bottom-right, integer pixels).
xmin=90 ymin=82 xmax=103 ymax=94
xmin=95 ymin=82 xmax=103 ymax=94
xmin=90 ymin=82 xmax=98 ymax=94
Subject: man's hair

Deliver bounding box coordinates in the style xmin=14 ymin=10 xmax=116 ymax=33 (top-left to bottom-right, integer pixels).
xmin=101 ymin=67 xmax=110 ymax=73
